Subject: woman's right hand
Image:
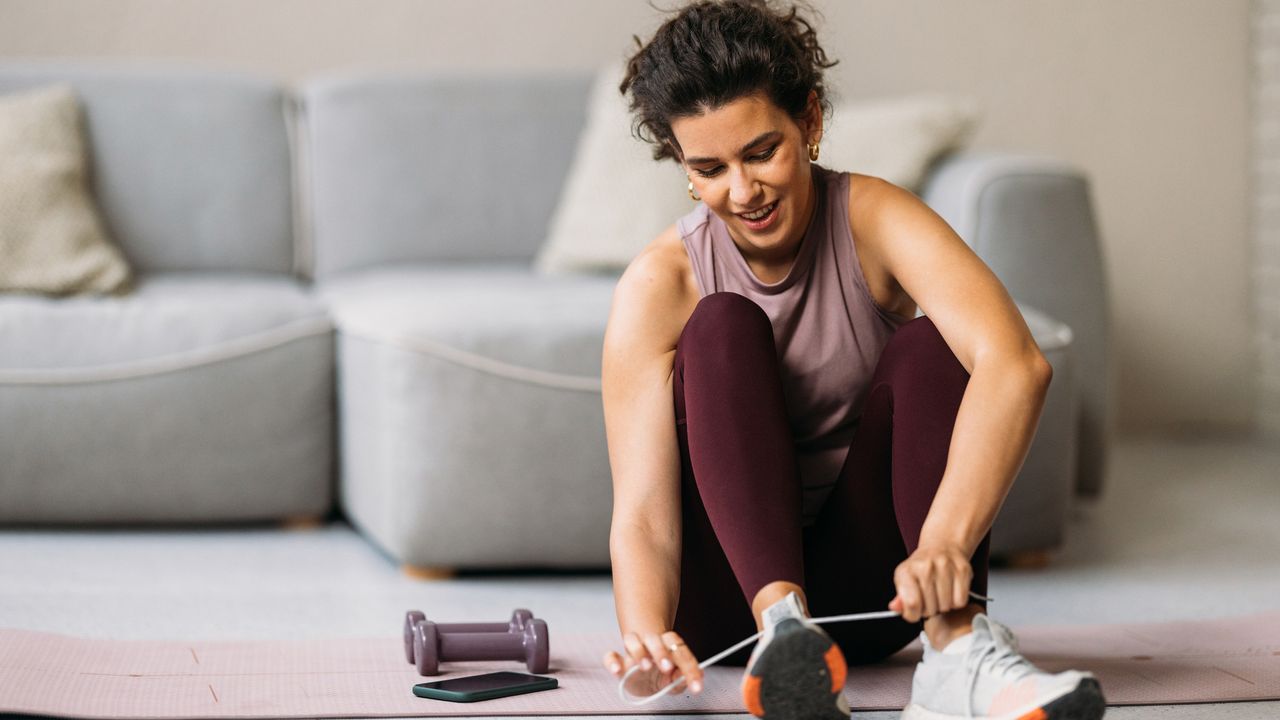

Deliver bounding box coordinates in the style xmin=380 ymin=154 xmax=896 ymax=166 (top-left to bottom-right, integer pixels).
xmin=602 ymin=630 xmax=705 ymax=696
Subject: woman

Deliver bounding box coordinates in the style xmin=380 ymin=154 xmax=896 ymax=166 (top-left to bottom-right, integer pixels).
xmin=598 ymin=2 xmax=1105 ymax=719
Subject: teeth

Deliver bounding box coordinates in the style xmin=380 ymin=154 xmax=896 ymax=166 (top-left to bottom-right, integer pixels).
xmin=743 ymin=202 xmax=775 ymax=221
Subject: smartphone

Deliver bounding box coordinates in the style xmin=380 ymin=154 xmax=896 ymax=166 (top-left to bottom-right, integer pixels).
xmin=412 ymin=671 xmax=558 ymax=702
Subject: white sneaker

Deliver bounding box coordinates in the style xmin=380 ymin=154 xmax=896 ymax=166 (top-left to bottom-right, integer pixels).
xmin=901 ymin=613 xmax=1106 ymax=720
xmin=741 ymin=591 xmax=851 ymax=719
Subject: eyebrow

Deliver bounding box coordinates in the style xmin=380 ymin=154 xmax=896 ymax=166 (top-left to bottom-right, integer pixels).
xmin=683 ymin=130 xmax=782 ymax=166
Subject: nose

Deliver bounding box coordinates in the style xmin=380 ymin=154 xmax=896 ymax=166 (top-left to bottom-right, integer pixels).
xmin=728 ymin=165 xmax=763 ymax=209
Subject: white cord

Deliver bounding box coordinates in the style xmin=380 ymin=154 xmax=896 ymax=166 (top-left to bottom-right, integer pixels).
xmin=617 ymin=591 xmax=994 ymax=706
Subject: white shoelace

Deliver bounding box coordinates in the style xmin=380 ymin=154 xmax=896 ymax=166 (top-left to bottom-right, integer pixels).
xmin=618 ymin=590 xmax=995 ymax=706
xmin=961 ymin=618 xmax=1033 ymax=720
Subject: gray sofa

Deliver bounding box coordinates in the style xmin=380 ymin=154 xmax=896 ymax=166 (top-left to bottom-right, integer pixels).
xmin=0 ymin=64 xmax=1111 ymax=572
xmin=0 ymin=65 xmax=334 ymax=523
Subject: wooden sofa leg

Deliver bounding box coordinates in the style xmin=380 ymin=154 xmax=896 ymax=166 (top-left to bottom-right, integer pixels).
xmin=402 ymin=564 xmax=457 ymax=581
xmin=992 ymin=549 xmax=1054 ymax=569
xmin=280 ymin=515 xmax=324 ymax=530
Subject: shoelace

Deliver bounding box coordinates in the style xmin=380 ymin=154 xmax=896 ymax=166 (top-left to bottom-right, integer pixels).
xmin=618 ymin=589 xmax=994 ymax=706
xmin=961 ymin=618 xmax=1034 ymax=720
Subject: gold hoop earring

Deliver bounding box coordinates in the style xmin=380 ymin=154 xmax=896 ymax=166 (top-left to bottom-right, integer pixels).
xmin=808 ymin=142 xmax=820 ymax=162
xmin=687 ymin=179 xmax=701 ymax=202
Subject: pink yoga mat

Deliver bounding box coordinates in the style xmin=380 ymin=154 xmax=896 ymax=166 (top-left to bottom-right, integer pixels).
xmin=2 ymin=611 xmax=1278 ymax=718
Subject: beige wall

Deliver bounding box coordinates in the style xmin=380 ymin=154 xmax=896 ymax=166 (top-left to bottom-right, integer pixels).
xmin=0 ymin=0 xmax=1255 ymax=435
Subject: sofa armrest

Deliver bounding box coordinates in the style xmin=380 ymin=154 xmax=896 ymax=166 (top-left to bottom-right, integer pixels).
xmin=919 ymin=151 xmax=1112 ymax=498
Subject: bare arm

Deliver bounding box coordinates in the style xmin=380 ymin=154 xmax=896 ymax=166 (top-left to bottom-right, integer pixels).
xmin=599 ymin=228 xmax=704 ymax=691
xmin=854 ymin=177 xmax=1053 ymax=622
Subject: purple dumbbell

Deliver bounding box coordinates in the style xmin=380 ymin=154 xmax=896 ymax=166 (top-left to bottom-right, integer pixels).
xmin=403 ymin=609 xmax=549 ymax=675
xmin=403 ymin=609 xmax=534 ymax=663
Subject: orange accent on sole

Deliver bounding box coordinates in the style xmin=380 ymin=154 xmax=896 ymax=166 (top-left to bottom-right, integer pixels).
xmin=742 ymin=675 xmax=765 ymax=717
xmin=824 ymin=644 xmax=847 ymax=693
xmin=1017 ymin=708 xmax=1049 ymax=720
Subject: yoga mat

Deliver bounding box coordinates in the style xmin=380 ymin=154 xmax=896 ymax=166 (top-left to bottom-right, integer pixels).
xmin=1 ymin=610 xmax=1278 ymax=718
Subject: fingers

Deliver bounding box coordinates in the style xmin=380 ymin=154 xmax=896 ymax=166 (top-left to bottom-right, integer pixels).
xmin=602 ymin=650 xmax=623 ymax=677
xmin=894 ymin=565 xmax=924 ymax=623
xmin=609 ymin=631 xmax=704 ymax=695
xmin=662 ymin=632 xmax=704 ymax=693
xmin=640 ymin=633 xmax=674 ymax=675
xmin=617 ymin=632 xmax=668 ymax=697
xmin=933 ymin=567 xmax=953 ymax=614
xmin=894 ymin=564 xmax=940 ymax=622
xmin=920 ymin=574 xmax=940 ymax=619
xmin=896 ymin=545 xmax=983 ymax=620
xmin=622 ymin=632 xmax=652 ymax=672
xmin=639 ymin=633 xmax=692 ymax=693
xmin=953 ymin=563 xmax=973 ymax=609
xmin=930 ymin=555 xmax=972 ymax=613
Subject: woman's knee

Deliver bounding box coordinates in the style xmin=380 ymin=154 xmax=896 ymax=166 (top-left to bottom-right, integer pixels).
xmin=679 ymin=291 xmax=774 ymax=350
xmin=884 ymin=316 xmax=947 ymax=357
xmin=875 ymin=315 xmax=968 ymax=387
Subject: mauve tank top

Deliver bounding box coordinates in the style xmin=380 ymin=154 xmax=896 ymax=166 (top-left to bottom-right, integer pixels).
xmin=677 ymin=164 xmax=912 ymax=527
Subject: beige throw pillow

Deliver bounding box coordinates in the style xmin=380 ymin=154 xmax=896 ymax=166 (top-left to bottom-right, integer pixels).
xmin=0 ymin=83 xmax=133 ymax=295
xmin=534 ymin=65 xmax=981 ymax=275
xmin=820 ymin=93 xmax=982 ymax=194
xmin=534 ymin=65 xmax=690 ymax=276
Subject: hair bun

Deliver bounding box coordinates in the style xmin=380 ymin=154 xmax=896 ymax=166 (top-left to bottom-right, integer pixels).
xmin=621 ymin=0 xmax=838 ymax=162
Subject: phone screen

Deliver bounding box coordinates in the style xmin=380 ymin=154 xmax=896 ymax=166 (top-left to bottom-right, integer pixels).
xmin=413 ymin=671 xmax=558 ymax=702
xmin=419 ymin=671 xmax=548 ymax=693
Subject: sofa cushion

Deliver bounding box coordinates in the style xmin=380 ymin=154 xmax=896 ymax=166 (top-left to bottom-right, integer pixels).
xmin=0 ymin=274 xmax=330 ymax=378
xmin=0 ymin=64 xmax=295 ymax=275
xmin=0 ymin=274 xmax=335 ymax=523
xmin=300 ymin=73 xmax=593 ymax=278
xmin=0 ymin=83 xmax=132 ymax=296
xmin=317 ymin=264 xmax=616 ymax=387
xmin=317 ymin=264 xmax=616 ymax=567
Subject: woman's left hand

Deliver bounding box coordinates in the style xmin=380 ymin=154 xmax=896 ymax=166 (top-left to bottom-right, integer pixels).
xmin=887 ymin=544 xmax=974 ymax=623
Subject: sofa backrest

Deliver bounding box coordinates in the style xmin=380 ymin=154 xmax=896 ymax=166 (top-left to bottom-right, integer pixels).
xmin=0 ymin=63 xmax=296 ymax=275
xmin=299 ymin=72 xmax=592 ymax=279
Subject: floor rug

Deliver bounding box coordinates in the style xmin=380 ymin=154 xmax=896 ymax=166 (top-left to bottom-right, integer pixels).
xmin=2 ymin=610 xmax=1278 ymax=718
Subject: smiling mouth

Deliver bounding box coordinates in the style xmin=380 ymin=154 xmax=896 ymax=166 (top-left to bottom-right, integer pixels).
xmin=739 ymin=201 xmax=778 ymax=221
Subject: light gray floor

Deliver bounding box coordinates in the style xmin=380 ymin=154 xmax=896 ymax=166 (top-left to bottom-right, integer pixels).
xmin=1 ymin=434 xmax=1278 ymax=719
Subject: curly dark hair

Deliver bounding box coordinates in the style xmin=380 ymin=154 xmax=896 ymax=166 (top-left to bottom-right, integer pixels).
xmin=620 ymin=0 xmax=839 ymax=163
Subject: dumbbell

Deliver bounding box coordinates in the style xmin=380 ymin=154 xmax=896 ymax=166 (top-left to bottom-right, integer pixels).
xmin=402 ymin=609 xmax=534 ymax=663
xmin=403 ymin=608 xmax=549 ymax=676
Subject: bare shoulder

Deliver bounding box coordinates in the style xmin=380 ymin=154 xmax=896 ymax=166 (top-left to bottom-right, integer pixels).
xmin=845 ymin=172 xmax=901 ymax=233
xmin=606 ymin=223 xmax=700 ymax=357
xmin=845 ymin=172 xmax=921 ymax=317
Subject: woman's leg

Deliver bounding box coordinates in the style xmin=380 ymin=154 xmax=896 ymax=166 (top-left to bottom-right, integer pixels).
xmin=670 ymin=292 xmax=806 ymax=665
xmin=802 ymin=315 xmax=992 ymax=665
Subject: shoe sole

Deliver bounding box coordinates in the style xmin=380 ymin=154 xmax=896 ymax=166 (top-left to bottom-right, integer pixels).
xmin=901 ymin=676 xmax=1107 ymax=720
xmin=742 ymin=618 xmax=848 ymax=719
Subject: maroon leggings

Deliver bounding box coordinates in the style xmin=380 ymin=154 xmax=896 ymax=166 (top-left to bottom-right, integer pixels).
xmin=671 ymin=291 xmax=991 ymax=667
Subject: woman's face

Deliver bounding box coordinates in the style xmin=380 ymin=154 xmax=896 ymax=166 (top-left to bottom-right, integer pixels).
xmin=670 ymin=90 xmax=822 ymax=259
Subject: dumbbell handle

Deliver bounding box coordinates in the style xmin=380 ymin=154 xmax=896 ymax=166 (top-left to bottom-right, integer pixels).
xmin=439 ymin=631 xmax=530 ymax=661
xmin=435 ymin=622 xmax=512 ymax=634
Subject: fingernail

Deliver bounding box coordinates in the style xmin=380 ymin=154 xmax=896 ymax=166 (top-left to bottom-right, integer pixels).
xmin=641 ymin=658 xmax=652 ymax=671
xmin=610 ymin=662 xmax=620 ymax=673
xmin=660 ymin=658 xmax=673 ymax=672
xmin=691 ymin=680 xmax=703 ymax=693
